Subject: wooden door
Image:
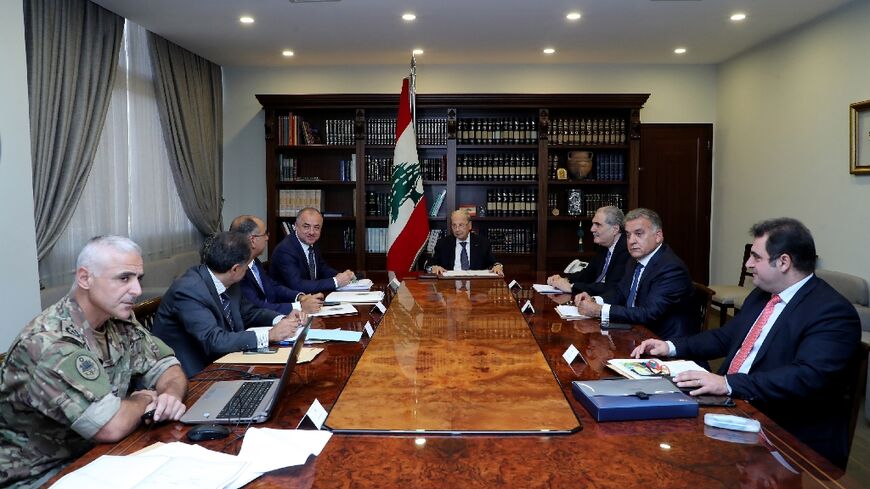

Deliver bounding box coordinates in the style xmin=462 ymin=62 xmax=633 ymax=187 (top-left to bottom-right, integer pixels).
xmin=638 ymin=124 xmax=712 ymax=284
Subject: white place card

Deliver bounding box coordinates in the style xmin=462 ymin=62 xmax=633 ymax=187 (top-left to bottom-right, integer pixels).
xmin=562 ymin=344 xmax=580 ymax=365
xmin=363 ymin=321 xmax=374 ymax=338
xmin=520 ymin=300 xmax=535 ymax=314
xmin=297 ymin=398 xmax=328 ymax=430
xmin=507 ymin=279 xmax=520 ymax=289
xmin=374 ymin=301 xmax=386 ymax=314
xmin=389 ymin=278 xmax=402 ymax=291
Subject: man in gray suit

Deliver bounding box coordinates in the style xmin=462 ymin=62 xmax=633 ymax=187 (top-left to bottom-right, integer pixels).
xmin=153 ymin=232 xmax=305 ymax=377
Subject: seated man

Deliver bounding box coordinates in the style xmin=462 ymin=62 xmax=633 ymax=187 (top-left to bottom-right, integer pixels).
xmin=632 ymin=218 xmax=860 ymax=468
xmin=0 ymin=236 xmax=187 ymax=487
xmin=429 ymin=210 xmax=504 ymax=276
xmin=270 ymin=207 xmax=356 ymax=293
xmin=153 ymin=232 xmax=305 ymax=377
xmin=547 ymin=205 xmax=630 ymax=295
xmin=229 ymin=215 xmax=323 ymax=314
xmin=574 ymin=208 xmax=696 ymax=340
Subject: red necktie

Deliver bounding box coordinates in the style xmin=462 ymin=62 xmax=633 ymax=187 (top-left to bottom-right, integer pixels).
xmin=727 ymin=294 xmax=781 ymax=374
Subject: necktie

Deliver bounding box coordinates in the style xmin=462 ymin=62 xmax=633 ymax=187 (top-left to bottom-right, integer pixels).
xmin=626 ymin=263 xmax=644 ymax=307
xmin=727 ymin=294 xmax=781 ymax=374
xmin=219 ymin=292 xmax=234 ymax=328
xmin=595 ymin=250 xmax=613 ymax=283
xmin=307 ymin=247 xmax=317 ymax=280
xmin=459 ymin=241 xmax=470 ymax=270
xmin=251 ymin=262 xmax=264 ymax=290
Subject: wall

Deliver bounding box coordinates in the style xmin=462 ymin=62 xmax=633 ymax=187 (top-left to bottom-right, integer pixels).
xmin=0 ymin=1 xmax=42 ymax=349
xmin=714 ymin=0 xmax=870 ymax=286
xmin=222 ymin=64 xmax=717 ymax=235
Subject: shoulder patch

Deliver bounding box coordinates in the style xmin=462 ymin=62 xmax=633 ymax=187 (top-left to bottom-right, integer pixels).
xmin=75 ymin=355 xmax=101 ymax=380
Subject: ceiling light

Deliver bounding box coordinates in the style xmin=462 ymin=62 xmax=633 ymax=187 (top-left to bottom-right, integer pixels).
xmin=412 ymin=48 xmax=424 ymax=55
xmin=566 ymin=12 xmax=582 ymax=21
xmin=402 ymin=13 xmax=416 ymax=21
xmin=730 ymin=13 xmax=747 ymax=22
xmin=239 ymin=16 xmax=254 ymax=24
xmin=543 ymin=48 xmax=556 ymax=55
xmin=282 ymin=50 xmax=294 ymax=57
xmin=674 ymin=47 xmax=687 ymax=55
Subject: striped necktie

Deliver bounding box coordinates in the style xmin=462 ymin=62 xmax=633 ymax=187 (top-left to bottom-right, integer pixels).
xmin=219 ymin=292 xmax=234 ymax=328
xmin=727 ymin=294 xmax=781 ymax=374
xmin=595 ymin=249 xmax=613 ymax=283
xmin=307 ymin=247 xmax=317 ymax=280
xmin=626 ymin=264 xmax=644 ymax=308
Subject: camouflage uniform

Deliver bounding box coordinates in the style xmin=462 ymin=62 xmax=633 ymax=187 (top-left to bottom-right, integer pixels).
xmin=0 ymin=295 xmax=179 ymax=486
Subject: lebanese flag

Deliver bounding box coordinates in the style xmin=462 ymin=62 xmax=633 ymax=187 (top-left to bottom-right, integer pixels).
xmin=386 ymin=78 xmax=429 ymax=278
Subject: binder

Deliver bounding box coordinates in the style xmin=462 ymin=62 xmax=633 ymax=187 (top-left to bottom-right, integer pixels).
xmin=571 ymin=378 xmax=698 ymax=422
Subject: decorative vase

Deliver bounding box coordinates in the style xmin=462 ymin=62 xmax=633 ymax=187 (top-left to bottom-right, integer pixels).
xmin=567 ymin=151 xmax=594 ymax=179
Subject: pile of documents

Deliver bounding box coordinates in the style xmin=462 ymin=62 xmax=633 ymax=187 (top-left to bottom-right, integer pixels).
xmin=606 ymin=358 xmax=708 ymax=379
xmin=324 ymin=291 xmax=384 ymax=304
xmin=336 ymin=278 xmax=373 ymax=291
xmin=555 ymin=304 xmax=590 ymax=320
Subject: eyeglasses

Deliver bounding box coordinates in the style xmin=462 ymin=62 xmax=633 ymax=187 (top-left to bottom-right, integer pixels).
xmin=251 ymin=231 xmax=270 ymax=239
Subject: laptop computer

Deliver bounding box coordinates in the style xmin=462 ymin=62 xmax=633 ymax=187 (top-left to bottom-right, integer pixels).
xmin=180 ymin=318 xmax=312 ymax=424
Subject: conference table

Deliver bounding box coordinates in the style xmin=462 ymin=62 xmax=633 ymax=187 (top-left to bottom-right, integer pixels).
xmin=52 ymin=278 xmax=861 ymax=488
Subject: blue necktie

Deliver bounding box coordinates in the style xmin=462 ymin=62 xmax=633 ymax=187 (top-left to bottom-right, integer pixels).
xmin=251 ymin=262 xmax=264 ymax=290
xmin=459 ymin=241 xmax=470 ymax=270
xmin=595 ymin=250 xmax=612 ymax=283
xmin=626 ymin=264 xmax=644 ymax=308
xmin=219 ymin=292 xmax=234 ymax=328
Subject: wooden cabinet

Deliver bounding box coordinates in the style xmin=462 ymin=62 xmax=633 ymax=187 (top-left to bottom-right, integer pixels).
xmin=256 ymin=94 xmax=649 ymax=278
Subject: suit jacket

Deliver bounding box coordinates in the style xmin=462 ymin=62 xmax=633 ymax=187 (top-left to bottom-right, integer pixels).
xmin=152 ymin=264 xmax=280 ymax=377
xmin=430 ymin=232 xmax=497 ymax=270
xmin=239 ymin=258 xmax=302 ymax=315
xmin=672 ymin=276 xmax=861 ymax=468
xmin=270 ymin=234 xmax=339 ymax=293
xmin=600 ymin=243 xmax=696 ymax=340
xmin=567 ymin=235 xmax=631 ymax=296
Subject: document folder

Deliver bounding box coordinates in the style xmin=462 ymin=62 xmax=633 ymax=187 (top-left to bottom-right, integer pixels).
xmin=571 ymin=378 xmax=699 ymax=422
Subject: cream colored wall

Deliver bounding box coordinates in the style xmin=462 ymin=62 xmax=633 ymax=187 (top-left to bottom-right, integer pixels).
xmin=713 ymin=0 xmax=870 ymax=286
xmin=222 ymin=63 xmax=716 ymax=235
xmin=0 ymin=1 xmax=42 ymax=349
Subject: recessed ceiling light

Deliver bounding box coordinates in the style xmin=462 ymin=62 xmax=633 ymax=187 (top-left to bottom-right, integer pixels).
xmin=543 ymin=47 xmax=556 ymax=55
xmin=730 ymin=13 xmax=747 ymax=22
xmin=674 ymin=47 xmax=687 ymax=55
xmin=402 ymin=13 xmax=416 ymax=21
xmin=282 ymin=50 xmax=294 ymax=57
xmin=566 ymin=12 xmax=582 ymax=21
xmin=412 ymin=48 xmax=424 ymax=55
xmin=239 ymin=16 xmax=254 ymax=24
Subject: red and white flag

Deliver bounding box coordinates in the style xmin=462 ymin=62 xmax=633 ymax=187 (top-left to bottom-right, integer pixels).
xmin=386 ymin=77 xmax=429 ymax=278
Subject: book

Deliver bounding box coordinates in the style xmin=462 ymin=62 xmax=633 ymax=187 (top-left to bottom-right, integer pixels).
xmin=429 ymin=189 xmax=447 ymax=217
xmin=606 ymin=358 xmax=708 ymax=380
xmin=555 ymin=304 xmax=590 ymax=320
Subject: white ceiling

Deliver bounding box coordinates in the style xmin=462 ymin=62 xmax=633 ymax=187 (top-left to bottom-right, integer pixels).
xmin=91 ymin=0 xmax=854 ymax=67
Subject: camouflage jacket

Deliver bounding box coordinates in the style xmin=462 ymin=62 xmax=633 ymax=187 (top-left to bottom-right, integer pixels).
xmin=0 ymin=295 xmax=179 ymax=486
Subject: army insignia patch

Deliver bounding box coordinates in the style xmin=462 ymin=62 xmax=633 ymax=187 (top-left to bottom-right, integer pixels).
xmin=75 ymin=355 xmax=100 ymax=380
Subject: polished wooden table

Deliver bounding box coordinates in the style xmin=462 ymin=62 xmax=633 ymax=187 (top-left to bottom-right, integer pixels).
xmin=52 ymin=279 xmax=862 ymax=488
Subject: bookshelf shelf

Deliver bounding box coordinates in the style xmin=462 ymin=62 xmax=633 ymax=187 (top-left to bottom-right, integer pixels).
xmin=258 ymin=93 xmax=648 ymax=276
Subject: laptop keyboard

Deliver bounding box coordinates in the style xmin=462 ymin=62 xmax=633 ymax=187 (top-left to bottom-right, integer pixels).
xmin=217 ymin=381 xmax=272 ymax=419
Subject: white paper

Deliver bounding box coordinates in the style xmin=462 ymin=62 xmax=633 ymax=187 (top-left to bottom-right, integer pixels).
xmin=324 ymin=291 xmax=385 ymax=304
xmin=289 ymin=328 xmax=362 ymax=343
xmin=363 ymin=321 xmax=374 ymax=337
xmin=532 ymin=283 xmax=563 ymax=294
xmin=555 ymin=304 xmax=590 ymax=320
xmin=439 ymin=270 xmax=499 ymax=278
xmin=309 ymin=302 xmax=358 ymax=317
xmin=373 ymin=301 xmax=386 ymax=313
xmin=336 ymin=279 xmax=373 ymax=291
xmin=238 ymin=428 xmax=333 ymax=473
xmin=562 ymin=344 xmax=580 ymax=365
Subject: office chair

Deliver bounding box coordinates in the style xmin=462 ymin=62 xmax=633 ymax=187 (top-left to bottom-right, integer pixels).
xmin=692 ymin=282 xmax=715 ymax=333
xmin=132 ymin=297 xmax=163 ymax=331
xmin=709 ymin=244 xmax=754 ymax=327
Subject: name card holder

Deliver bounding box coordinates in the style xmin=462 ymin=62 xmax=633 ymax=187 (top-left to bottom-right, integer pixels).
xmin=298 ymin=398 xmax=328 ymax=430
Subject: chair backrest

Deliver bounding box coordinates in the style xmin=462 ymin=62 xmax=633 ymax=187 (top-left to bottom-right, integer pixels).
xmin=693 ymin=282 xmax=715 ymax=332
xmin=737 ymin=243 xmax=753 ymax=287
xmin=846 ymin=345 xmax=869 ymax=456
xmin=133 ymin=296 xmax=162 ymax=330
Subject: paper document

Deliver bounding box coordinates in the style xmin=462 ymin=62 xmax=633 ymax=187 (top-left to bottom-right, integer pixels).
xmin=238 ymin=428 xmax=332 ymax=473
xmin=336 ymin=278 xmax=373 ymax=291
xmin=607 ymin=358 xmax=709 ymax=380
xmin=324 ymin=291 xmax=385 ymax=304
xmin=439 ymin=270 xmax=499 ymax=278
xmin=532 ymin=283 xmax=563 ymax=294
xmin=555 ymin=304 xmax=591 ymax=320
xmin=286 ymin=328 xmax=362 ymax=343
xmin=214 ymin=346 xmax=323 ymax=364
xmin=310 ymin=302 xmax=358 ymax=317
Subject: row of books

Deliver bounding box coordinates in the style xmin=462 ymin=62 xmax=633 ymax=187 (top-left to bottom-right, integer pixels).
xmin=365 ymin=227 xmax=388 ymax=253
xmin=278 ymin=189 xmax=322 ymax=217
xmin=484 ymin=189 xmax=538 ymax=217
xmin=324 ymin=119 xmax=355 ymax=145
xmin=457 ymin=153 xmax=537 ymax=181
xmin=366 ymin=155 xmax=448 ymax=182
xmin=366 ymin=118 xmax=450 ymax=145
xmin=551 ymin=189 xmax=626 ymax=217
xmin=365 ymin=191 xmax=390 ymax=217
xmin=277 ymin=155 xmax=357 ymax=182
xmin=456 ymin=118 xmax=538 ymax=145
xmin=548 ymin=118 xmax=626 ymax=146
xmin=546 ymin=153 xmax=625 ymax=181
xmin=276 ymin=114 xmax=319 ymax=146
xmin=486 ymin=227 xmax=536 ymax=254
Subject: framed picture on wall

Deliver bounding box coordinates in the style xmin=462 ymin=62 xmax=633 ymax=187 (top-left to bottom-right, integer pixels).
xmin=850 ymin=99 xmax=870 ymax=175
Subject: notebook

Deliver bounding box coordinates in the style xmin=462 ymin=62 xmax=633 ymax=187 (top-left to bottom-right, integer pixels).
xmin=180 ymin=318 xmax=312 ymax=424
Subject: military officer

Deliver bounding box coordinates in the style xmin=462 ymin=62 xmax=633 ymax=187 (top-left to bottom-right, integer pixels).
xmin=0 ymin=236 xmax=187 ymax=487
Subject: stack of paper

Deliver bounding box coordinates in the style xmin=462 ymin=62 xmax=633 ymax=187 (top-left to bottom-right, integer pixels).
xmin=532 ymin=284 xmax=564 ymax=294
xmin=606 ymin=358 xmax=709 ymax=380
xmin=214 ymin=347 xmax=323 ymax=364
xmin=555 ymin=304 xmax=591 ymax=320
xmin=336 ymin=279 xmax=373 ymax=291
xmin=309 ymin=302 xmax=358 ymax=317
xmin=324 ymin=291 xmax=385 ymax=304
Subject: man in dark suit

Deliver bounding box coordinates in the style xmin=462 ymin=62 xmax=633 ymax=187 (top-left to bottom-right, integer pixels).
xmin=631 ymin=218 xmax=861 ymax=468
xmin=229 ymin=215 xmax=323 ymax=314
xmin=547 ymin=205 xmax=630 ymax=295
xmin=429 ymin=210 xmax=503 ymax=276
xmin=574 ymin=208 xmax=696 ymax=340
xmin=152 ymin=232 xmax=306 ymax=377
xmin=270 ymin=207 xmax=356 ymax=293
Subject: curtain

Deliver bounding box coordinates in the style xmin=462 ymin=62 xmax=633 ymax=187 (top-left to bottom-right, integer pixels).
xmin=38 ymin=22 xmax=201 ymax=288
xmin=148 ymin=32 xmax=224 ymax=236
xmin=25 ymin=0 xmax=124 ymax=260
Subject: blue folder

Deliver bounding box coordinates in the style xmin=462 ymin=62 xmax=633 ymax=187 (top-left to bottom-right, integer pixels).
xmin=572 ymin=378 xmax=699 ymax=422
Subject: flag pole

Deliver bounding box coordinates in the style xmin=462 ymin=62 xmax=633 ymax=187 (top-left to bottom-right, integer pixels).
xmin=409 ymin=55 xmax=417 ymax=123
